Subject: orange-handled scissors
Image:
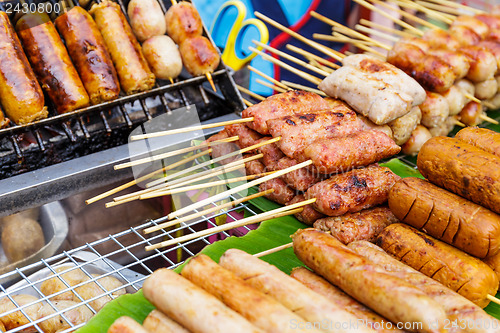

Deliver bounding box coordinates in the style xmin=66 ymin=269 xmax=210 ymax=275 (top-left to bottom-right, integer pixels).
xmin=210 ymin=0 xmax=269 ymax=71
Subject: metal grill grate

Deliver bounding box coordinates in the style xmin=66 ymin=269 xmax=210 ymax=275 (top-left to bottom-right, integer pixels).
xmin=0 ymin=193 xmax=261 ymax=333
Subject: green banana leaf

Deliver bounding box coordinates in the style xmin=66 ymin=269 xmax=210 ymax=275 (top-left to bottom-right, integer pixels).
xmin=77 ymin=158 xmax=500 ymax=332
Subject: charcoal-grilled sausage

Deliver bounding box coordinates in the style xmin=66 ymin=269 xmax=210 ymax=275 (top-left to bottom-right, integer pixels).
xmin=16 ymin=13 xmax=90 ymax=114
xmin=271 ymin=157 xmax=321 ymax=192
xmin=55 ymin=6 xmax=120 ymax=105
xmin=401 ymin=125 xmax=432 ymax=156
xmin=389 ymin=177 xmax=500 ymax=258
xmin=286 ymin=194 xmax=324 ymax=225
xmin=461 ymin=46 xmax=497 ymax=82
xmin=417 ymin=136 xmax=500 ymax=215
xmin=128 ymin=0 xmax=167 ymax=42
xmin=419 ymin=91 xmax=449 ymax=128
xmin=90 ymin=0 xmax=155 ymax=95
xmin=165 ymin=1 xmax=203 ymax=45
xmin=455 ymin=127 xmax=500 ymax=158
xmin=142 ymin=35 xmax=183 ymax=81
xmin=388 ymin=106 xmax=421 ymax=145
xmin=377 ymin=223 xmax=499 ymax=308
xmin=0 ymin=12 xmax=46 ymax=124
xmin=179 ymin=36 xmax=220 ymax=77
xmin=259 ymin=178 xmax=295 ymax=205
xmin=458 ymin=101 xmax=484 ymax=126
xmin=474 ymin=77 xmax=497 ymax=100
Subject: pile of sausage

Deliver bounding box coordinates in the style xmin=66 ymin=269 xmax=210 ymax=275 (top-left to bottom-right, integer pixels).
xmin=0 ymin=0 xmax=220 ymax=128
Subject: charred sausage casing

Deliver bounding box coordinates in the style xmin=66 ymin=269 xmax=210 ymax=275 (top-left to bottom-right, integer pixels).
xmin=259 ymin=178 xmax=295 ymax=205
xmin=389 ymin=177 xmax=500 ymax=258
xmin=16 ymin=13 xmax=90 ymax=114
xmin=179 ymin=36 xmax=220 ymax=77
xmin=461 ymin=46 xmax=498 ymax=82
xmin=270 ymin=157 xmax=321 ymax=192
xmin=55 ymin=6 xmax=120 ymax=105
xmin=165 ymin=1 xmax=203 ymax=45
xmin=292 ymin=229 xmax=448 ymax=333
xmin=287 ymin=194 xmax=325 ymax=225
xmin=313 ymin=206 xmax=398 ymax=244
xmin=0 ymin=12 xmax=46 ymax=124
xmin=417 ymin=136 xmax=500 ymax=215
xmin=377 ymin=223 xmax=499 ymax=308
xmin=305 ymin=164 xmax=401 ymax=217
xmin=90 ymin=0 xmax=155 ymax=95
xmin=455 ymin=127 xmax=500 ymax=158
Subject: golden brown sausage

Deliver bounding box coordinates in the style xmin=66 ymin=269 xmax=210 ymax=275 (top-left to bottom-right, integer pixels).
xmin=108 ymin=316 xmax=149 ymax=333
xmin=90 ymin=1 xmax=155 ymax=95
xmin=458 ymin=101 xmax=484 ymax=126
xmin=388 ymin=177 xmax=500 ymax=258
xmin=55 ymin=6 xmax=120 ymax=105
xmin=417 ymin=136 xmax=500 ymax=215
xmin=377 ymin=223 xmax=499 ymax=308
xmin=128 ymin=0 xmax=167 ymax=42
xmin=287 ymin=194 xmax=325 ymax=225
xmin=165 ymin=1 xmax=203 ymax=45
xmin=455 ymin=127 xmax=500 ymax=158
xmin=0 ymin=12 xmax=46 ymax=124
xmin=484 ymin=253 xmax=500 ymax=291
xmin=179 ymin=36 xmax=220 ymax=77
xmin=16 ymin=13 xmax=90 ymax=114
xmin=143 ymin=310 xmax=189 ymax=333
xmin=0 ymin=106 xmax=9 ymax=128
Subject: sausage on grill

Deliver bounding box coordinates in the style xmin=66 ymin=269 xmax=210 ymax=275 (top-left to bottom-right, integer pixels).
xmin=142 ymin=35 xmax=183 ymax=81
xmin=387 ymin=106 xmax=421 ymax=145
xmin=90 ymin=0 xmax=155 ymax=95
xmin=270 ymin=157 xmax=321 ymax=192
xmin=0 ymin=12 xmax=46 ymax=124
xmin=128 ymin=0 xmax=167 ymax=42
xmin=179 ymin=36 xmax=220 ymax=77
xmin=419 ymin=91 xmax=449 ymax=128
xmin=286 ymin=194 xmax=325 ymax=225
xmin=259 ymin=178 xmax=295 ymax=205
xmin=401 ymin=125 xmax=432 ymax=156
xmin=55 ymin=6 xmax=120 ymax=105
xmin=164 ymin=1 xmax=203 ymax=45
xmin=16 ymin=13 xmax=90 ymax=114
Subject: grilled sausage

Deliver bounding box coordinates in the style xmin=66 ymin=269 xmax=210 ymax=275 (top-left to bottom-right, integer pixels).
xmin=16 ymin=13 xmax=90 ymax=114
xmin=455 ymin=127 xmax=500 ymax=158
xmin=349 ymin=240 xmax=500 ymax=333
xmin=128 ymin=0 xmax=167 ymax=42
xmin=267 ymin=109 xmax=362 ymax=160
xmin=219 ymin=248 xmax=373 ymax=333
xmin=417 ymin=136 xmax=500 ymax=215
xmin=179 ymin=36 xmax=220 ymax=77
xmin=456 ymin=78 xmax=475 ymax=97
xmin=303 ymin=130 xmax=401 ymax=175
xmin=357 ymin=114 xmax=393 ymax=139
xmin=287 ymin=194 xmax=325 ymax=225
xmin=452 ymin=15 xmax=490 ymax=39
xmin=165 ymin=1 xmax=203 ymax=45
xmin=245 ymin=158 xmax=265 ymax=176
xmin=55 ymin=6 xmax=120 ymax=105
xmin=291 ymin=267 xmax=403 ymax=333
xmin=461 ymin=46 xmax=498 ymax=82
xmin=475 ymin=77 xmax=498 ymax=100
xmin=225 ymin=123 xmax=262 ymax=152
xmin=242 ymin=90 xmax=329 ymax=135
xmin=388 ymin=106 xmax=421 ymax=145
xmin=0 ymin=12 xmax=46 ymax=124
xmin=313 ymin=206 xmax=398 ymax=244
xmin=319 ymin=65 xmax=413 ymax=124
xmin=422 ymin=29 xmax=462 ymax=50
xmin=428 ymin=115 xmax=457 ymax=137
xmin=305 ymin=165 xmax=401 ymax=217
xmin=90 ymin=1 xmax=155 ymax=95
xmin=143 ymin=268 xmax=264 ymax=333
xmin=377 ymin=223 xmax=499 ymax=308
xmin=401 ymin=125 xmax=432 ymax=156
xmin=427 ymin=48 xmax=471 ymax=81
xmin=182 ymin=254 xmax=316 ymax=333
xmin=292 ymin=229 xmax=448 ymax=333
xmin=256 ymin=137 xmax=285 ymax=168
xmin=419 ymin=91 xmax=450 ymax=128
xmin=271 ymin=157 xmax=321 ymax=191
xmin=442 ymin=85 xmax=468 ymax=116
xmin=458 ymin=101 xmax=484 ymax=126
xmin=108 ymin=316 xmax=151 ymax=333
xmin=142 ymin=35 xmax=183 ymax=81
xmin=389 ymin=177 xmax=500 ymax=258
xmin=0 ymin=294 xmax=43 ymax=331
xmin=143 ymin=310 xmax=189 ymax=333
xmin=449 ymin=25 xmax=481 ymax=46
xmin=259 ymin=178 xmax=295 ymax=205
xmin=341 ymin=53 xmax=426 ymax=106
xmin=484 ymin=253 xmax=500 ymax=290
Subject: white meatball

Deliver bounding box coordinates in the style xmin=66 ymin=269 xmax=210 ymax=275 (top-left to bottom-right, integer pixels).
xmin=402 ymin=125 xmax=433 ymax=156
xmin=455 ymin=78 xmax=475 ymax=97
xmin=420 ymin=91 xmax=450 ymax=128
xmin=128 ymin=0 xmax=167 ymax=42
xmin=475 ymin=77 xmax=498 ymax=100
xmin=143 ymin=35 xmax=183 ymax=81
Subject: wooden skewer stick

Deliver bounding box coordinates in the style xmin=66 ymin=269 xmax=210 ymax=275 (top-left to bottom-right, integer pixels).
xmin=256 ymin=79 xmax=289 ymax=94
xmin=316 ymin=34 xmax=375 ymax=46
xmin=463 ymin=94 xmax=499 ymax=124
xmin=143 ymin=189 xmax=274 ymax=234
xmin=249 ymin=46 xmax=323 ymax=85
xmin=310 ymin=11 xmax=391 ymax=51
xmin=146 ymin=136 xmax=281 ymax=188
xmin=254 ymin=242 xmax=293 ymax=258
xmin=205 ymin=72 xmax=217 ymax=92
xmin=414 ymin=1 xmax=460 ymax=17
xmin=242 ymin=98 xmax=253 ymax=107
xmin=130 ymin=118 xmax=253 ymax=141
xmin=369 ymin=0 xmax=443 ymax=30
xmin=308 ymin=59 xmax=335 ymax=74
xmin=314 ymin=33 xmax=388 ymax=58
xmin=254 ymin=11 xmax=344 ymax=62
xmin=237 ymin=84 xmax=266 ymax=101
xmin=454 ymin=120 xmax=466 ymax=127
xmin=483 ymin=102 xmax=498 ymax=110
xmin=464 ymin=93 xmax=481 ymax=104
xmin=359 ymin=19 xmax=415 ymax=39
xmin=139 ymin=171 xmax=276 ymax=200
xmin=248 ymin=66 xmax=291 ymax=91
xmin=354 ymin=24 xmax=399 ymax=43
xmin=286 ymin=44 xmax=340 ymax=70
xmin=480 ymin=114 xmax=499 ymax=125
xmin=166 ymin=159 xmax=313 ymax=220
xmin=424 ymin=0 xmax=484 ymax=14
xmin=487 ymin=294 xmax=500 ymax=306
xmin=145 ymin=198 xmax=314 ymax=251
xmin=281 ymin=81 xmax=327 ymax=96
xmin=351 ymin=0 xmax=424 ymax=37
xmin=253 ymin=40 xmax=331 ymax=78
xmin=114 ymin=136 xmax=239 ymax=170
xmin=390 ymin=0 xmax=454 ymax=25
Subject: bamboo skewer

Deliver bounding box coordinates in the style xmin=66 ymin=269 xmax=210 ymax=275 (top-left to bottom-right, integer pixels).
xmin=369 ymin=0 xmax=443 ymax=30
xmin=463 ymin=94 xmax=500 ymax=124
xmin=130 ymin=118 xmax=253 ymax=141
xmin=414 ymin=1 xmax=461 ymax=17
xmin=114 ymin=136 xmax=239 ymax=170
xmin=390 ymin=0 xmax=454 ymax=25
xmin=248 ymin=66 xmax=291 ymax=91
xmin=308 ymin=59 xmax=335 ymax=74
xmin=237 ymin=84 xmax=266 ymax=101
xmin=145 ymin=198 xmax=315 ymax=251
xmin=254 ymin=11 xmax=344 ymax=62
xmin=424 ymin=0 xmax=484 ymax=14
xmin=315 ymin=34 xmax=375 ymax=46
xmin=254 ymin=242 xmax=293 ymax=257
xmin=242 ymin=98 xmax=253 ymax=107
xmin=355 ymin=24 xmax=400 ymax=43
xmin=315 ymin=33 xmax=388 ymax=58
xmin=256 ymin=79 xmax=289 ymax=94
xmin=480 ymin=114 xmax=499 ymax=125
xmin=143 ymin=189 xmax=274 ymax=234
xmin=281 ymin=81 xmax=327 ymax=96
xmin=286 ymin=44 xmax=340 ymax=70
xmin=205 ymin=72 xmax=217 ymax=93
xmin=359 ymin=19 xmax=415 ymax=39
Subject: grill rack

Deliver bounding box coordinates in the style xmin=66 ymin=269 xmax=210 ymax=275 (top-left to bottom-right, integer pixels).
xmin=0 ymin=192 xmax=261 ymax=333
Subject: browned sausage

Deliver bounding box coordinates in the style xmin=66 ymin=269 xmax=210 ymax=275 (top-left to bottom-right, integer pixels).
xmin=16 ymin=13 xmax=90 ymax=114
xmin=90 ymin=1 xmax=155 ymax=95
xmin=179 ymin=36 xmax=220 ymax=77
xmin=313 ymin=206 xmax=398 ymax=244
xmin=55 ymin=6 xmax=120 ymax=105
xmin=270 ymin=157 xmax=321 ymax=192
xmin=484 ymin=253 xmax=500 ymax=290
xmin=388 ymin=177 xmax=500 ymax=258
xmin=0 ymin=12 xmax=46 ymax=124
xmin=108 ymin=316 xmax=149 ymax=333
xmin=292 ymin=228 xmax=448 ymax=333
xmin=259 ymin=178 xmax=295 ymax=205
xmin=455 ymin=127 xmax=500 ymax=158
xmin=458 ymin=101 xmax=484 ymax=126
xmin=165 ymin=1 xmax=203 ymax=45
xmin=377 ymin=223 xmax=499 ymax=308
xmin=417 ymin=136 xmax=500 ymax=215
xmin=0 ymin=106 xmax=9 ymax=128
xmin=286 ymin=194 xmax=325 ymax=225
